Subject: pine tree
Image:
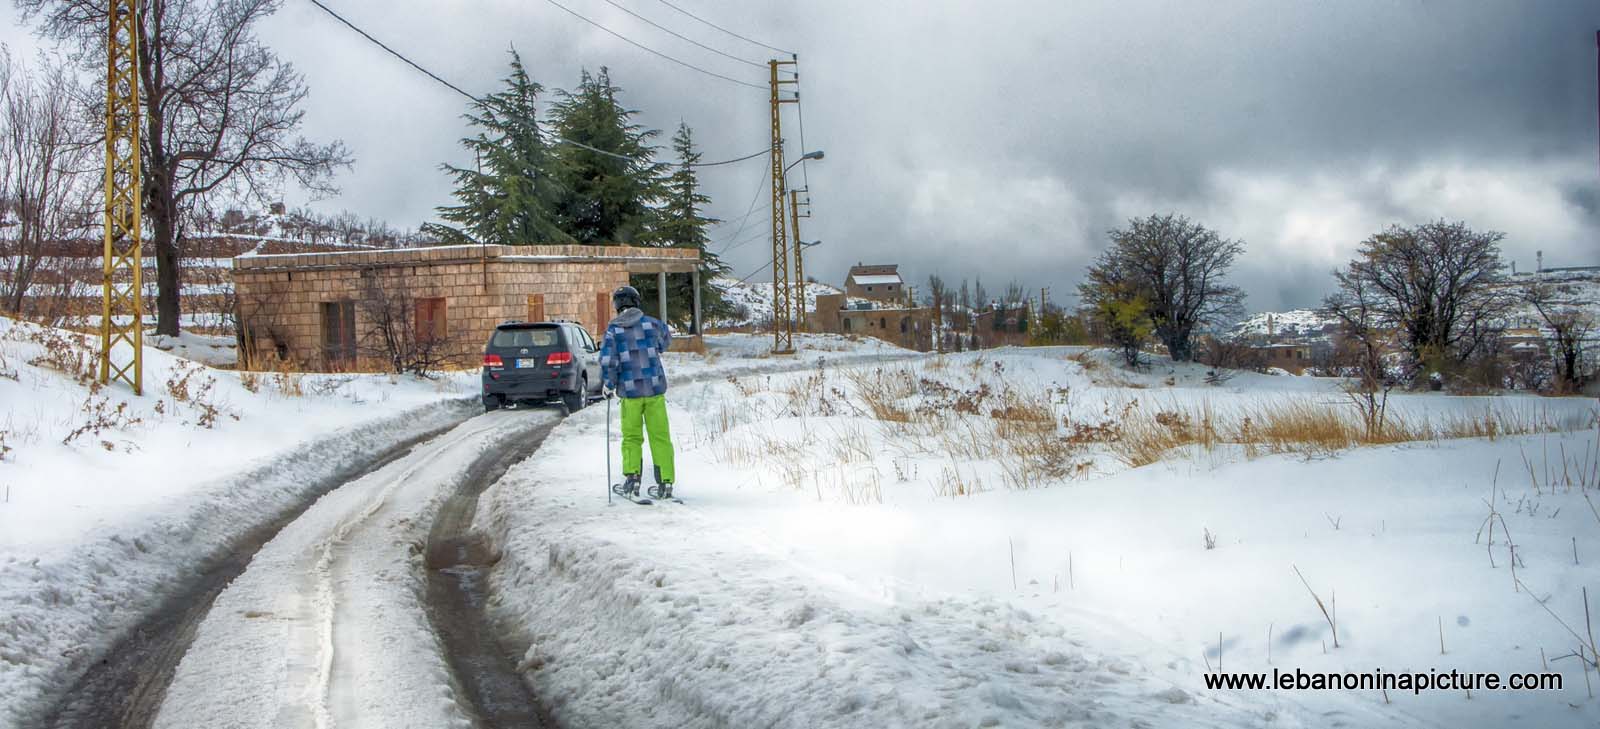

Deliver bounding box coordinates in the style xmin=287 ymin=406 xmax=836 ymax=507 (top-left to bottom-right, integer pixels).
xmin=632 ymin=123 xmax=732 ymax=327
xmin=429 ymin=51 xmax=569 ymax=245
xmin=548 ymin=67 xmax=663 ymax=244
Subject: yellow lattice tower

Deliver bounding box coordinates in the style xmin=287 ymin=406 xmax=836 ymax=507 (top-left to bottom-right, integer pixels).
xmin=769 ymin=57 xmax=798 ymax=354
xmin=100 ymin=0 xmax=143 ymax=394
xmin=788 ymin=188 xmax=810 ymax=332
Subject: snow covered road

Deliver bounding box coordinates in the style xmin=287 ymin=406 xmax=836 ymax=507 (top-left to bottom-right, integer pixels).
xmin=152 ymin=409 xmax=559 ymax=729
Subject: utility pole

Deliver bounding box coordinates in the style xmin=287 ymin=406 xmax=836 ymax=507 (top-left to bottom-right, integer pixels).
xmin=100 ymin=0 xmax=143 ymax=394
xmin=788 ymin=188 xmax=810 ymax=331
xmin=769 ymin=57 xmax=799 ymax=354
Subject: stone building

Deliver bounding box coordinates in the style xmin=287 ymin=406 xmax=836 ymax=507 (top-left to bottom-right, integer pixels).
xmin=232 ymin=244 xmax=700 ymax=371
xmin=809 ymin=292 xmax=933 ymax=351
xmin=1254 ymin=343 xmax=1313 ymax=374
xmin=844 ymin=264 xmax=905 ymax=302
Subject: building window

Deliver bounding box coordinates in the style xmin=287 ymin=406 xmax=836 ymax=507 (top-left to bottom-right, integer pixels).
xmin=867 ymin=286 xmax=874 ymax=292
xmin=321 ymin=301 xmax=356 ymax=370
xmin=880 ymin=317 xmax=887 ymax=329
xmin=843 ymin=318 xmax=853 ymax=332
xmin=415 ymin=297 xmax=447 ymax=343
xmin=900 ymin=319 xmax=908 ymax=333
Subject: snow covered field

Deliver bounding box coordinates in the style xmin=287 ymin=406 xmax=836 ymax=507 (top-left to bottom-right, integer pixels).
xmin=480 ymin=346 xmax=1599 ymax=727
xmin=0 ymin=316 xmax=479 ymax=725
xmin=6 ymin=311 xmax=1600 ymax=728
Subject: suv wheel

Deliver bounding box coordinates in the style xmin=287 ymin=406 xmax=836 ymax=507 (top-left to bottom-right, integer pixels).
xmin=484 ymin=394 xmax=504 ymax=413
xmin=562 ymin=377 xmax=586 ymax=413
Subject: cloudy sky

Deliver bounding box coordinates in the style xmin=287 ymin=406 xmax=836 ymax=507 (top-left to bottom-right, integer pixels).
xmin=5 ymin=0 xmax=1599 ymax=311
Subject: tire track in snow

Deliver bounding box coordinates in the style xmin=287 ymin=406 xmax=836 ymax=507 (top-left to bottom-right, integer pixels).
xmin=154 ymin=411 xmax=556 ymax=729
xmin=304 ymin=416 xmax=517 ymax=729
xmin=30 ymin=400 xmax=477 ymax=729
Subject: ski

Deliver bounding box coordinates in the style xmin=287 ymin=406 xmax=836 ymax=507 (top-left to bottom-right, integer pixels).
xmin=612 ymin=483 xmax=652 ymax=505
xmin=647 ymin=485 xmax=681 ymax=504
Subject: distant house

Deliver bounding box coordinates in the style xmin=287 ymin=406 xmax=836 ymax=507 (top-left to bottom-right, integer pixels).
xmin=845 ymin=264 xmax=904 ymax=302
xmin=1255 ymin=343 xmax=1312 ymax=374
xmin=811 ymin=262 xmax=934 ymax=351
xmin=970 ymin=305 xmax=1031 ymax=348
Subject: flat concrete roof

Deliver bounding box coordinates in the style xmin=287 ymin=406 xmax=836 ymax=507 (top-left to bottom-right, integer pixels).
xmin=233 ymin=244 xmax=701 ymax=274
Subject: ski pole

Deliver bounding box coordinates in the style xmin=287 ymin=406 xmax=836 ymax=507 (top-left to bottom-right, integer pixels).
xmin=606 ymin=392 xmax=613 ymax=505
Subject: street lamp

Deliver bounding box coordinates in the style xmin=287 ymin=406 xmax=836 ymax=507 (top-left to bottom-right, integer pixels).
xmin=786 ymin=150 xmax=824 ymax=173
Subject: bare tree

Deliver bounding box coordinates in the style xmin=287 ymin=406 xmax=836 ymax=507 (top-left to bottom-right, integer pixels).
xmin=356 ymin=271 xmax=451 ymax=378
xmin=1524 ymin=279 xmax=1596 ymax=392
xmin=926 ymin=273 xmax=946 ymax=352
xmin=16 ymin=0 xmax=352 ymax=336
xmin=1323 ymin=270 xmax=1396 ymax=436
xmin=0 ymin=50 xmax=96 ymax=316
xmin=1083 ymin=213 xmax=1245 ymax=362
xmin=1329 ymin=220 xmax=1511 ymax=383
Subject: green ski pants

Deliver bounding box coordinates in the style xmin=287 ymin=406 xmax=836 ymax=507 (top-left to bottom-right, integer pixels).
xmin=620 ymin=394 xmax=674 ymax=483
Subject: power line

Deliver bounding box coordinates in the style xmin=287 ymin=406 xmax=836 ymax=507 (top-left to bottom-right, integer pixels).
xmin=600 ymin=0 xmax=765 ymax=69
xmin=691 ymin=147 xmax=768 ymax=167
xmin=733 ymin=258 xmax=773 ymax=285
xmin=539 ymin=0 xmax=766 ymax=91
xmin=716 ymin=226 xmax=768 ymax=255
xmin=654 ymin=0 xmax=793 ymax=56
xmin=307 ymin=0 xmax=476 ymax=101
xmin=306 ymin=0 xmax=766 ymax=168
xmin=714 ymin=165 xmax=770 ymax=254
xmin=795 ymin=91 xmax=812 ymax=196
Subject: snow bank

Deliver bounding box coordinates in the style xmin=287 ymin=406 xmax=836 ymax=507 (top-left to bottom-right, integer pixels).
xmin=480 ymin=347 xmax=1599 ymax=727
xmin=146 ymin=330 xmax=238 ymax=367
xmin=480 ymin=413 xmax=1276 ymax=728
xmin=0 ymin=315 xmax=480 ymax=724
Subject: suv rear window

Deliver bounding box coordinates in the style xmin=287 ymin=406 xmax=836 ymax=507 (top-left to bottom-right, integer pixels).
xmin=492 ymin=327 xmax=559 ymax=348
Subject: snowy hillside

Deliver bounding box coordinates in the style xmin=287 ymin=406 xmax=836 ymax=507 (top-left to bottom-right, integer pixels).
xmin=1232 ymin=308 xmax=1341 ymax=340
xmin=479 ymin=347 xmax=1599 ymax=728
xmin=710 ymin=276 xmax=843 ymax=328
xmin=1234 ymin=268 xmax=1600 ymax=344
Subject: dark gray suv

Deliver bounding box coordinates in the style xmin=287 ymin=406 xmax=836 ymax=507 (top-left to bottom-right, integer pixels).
xmin=481 ymin=320 xmax=603 ymax=412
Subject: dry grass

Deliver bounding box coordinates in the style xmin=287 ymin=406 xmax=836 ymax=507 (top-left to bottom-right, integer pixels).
xmin=696 ymin=354 xmax=1597 ymax=504
xmin=843 ymin=366 xmax=917 ymax=422
xmin=935 ymin=460 xmax=988 ymax=498
xmin=1105 ymin=397 xmax=1591 ymax=467
xmin=4 ymin=324 xmax=95 ymax=386
xmin=674 ymin=335 xmax=708 ymax=355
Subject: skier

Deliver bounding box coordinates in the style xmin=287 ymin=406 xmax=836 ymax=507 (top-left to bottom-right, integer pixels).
xmin=600 ymin=285 xmax=677 ymax=500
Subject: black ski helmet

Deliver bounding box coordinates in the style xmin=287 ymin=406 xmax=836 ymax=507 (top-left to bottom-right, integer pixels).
xmin=612 ymin=285 xmax=641 ymax=313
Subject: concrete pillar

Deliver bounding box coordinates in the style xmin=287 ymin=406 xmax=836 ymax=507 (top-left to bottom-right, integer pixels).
xmin=692 ymin=270 xmax=702 ymax=335
xmin=657 ymin=271 xmax=667 ymax=323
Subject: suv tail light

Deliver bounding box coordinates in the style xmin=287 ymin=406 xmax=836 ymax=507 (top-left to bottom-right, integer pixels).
xmin=483 ymin=354 xmax=504 ymax=368
xmin=546 ymin=351 xmax=573 ymax=365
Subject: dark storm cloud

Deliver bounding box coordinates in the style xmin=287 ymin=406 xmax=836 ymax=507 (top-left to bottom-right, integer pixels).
xmin=5 ymin=0 xmax=1597 ymax=310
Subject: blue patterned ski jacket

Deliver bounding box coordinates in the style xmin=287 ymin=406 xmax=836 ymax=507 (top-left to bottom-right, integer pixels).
xmin=599 ymin=307 xmax=672 ymax=398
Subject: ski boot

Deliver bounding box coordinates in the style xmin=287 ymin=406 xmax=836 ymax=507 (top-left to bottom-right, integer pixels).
xmin=612 ymin=473 xmax=642 ymax=499
xmin=647 ymin=466 xmax=676 ymax=501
